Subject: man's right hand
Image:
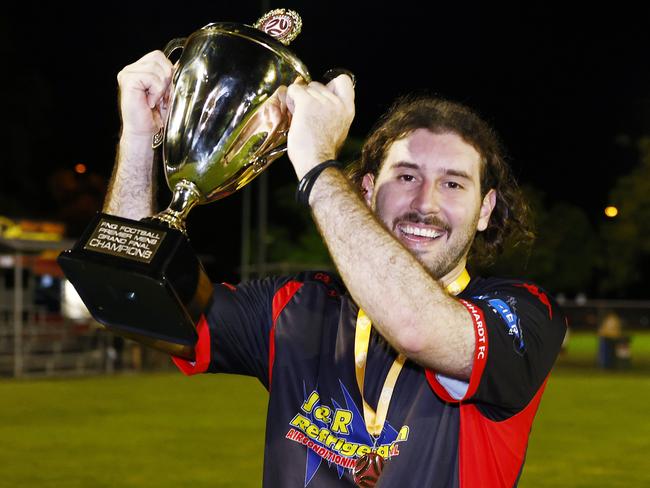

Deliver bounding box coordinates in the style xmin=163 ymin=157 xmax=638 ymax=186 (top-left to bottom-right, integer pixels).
xmin=105 ymin=51 xmax=173 ymax=218
xmin=116 ymin=50 xmax=174 ymax=139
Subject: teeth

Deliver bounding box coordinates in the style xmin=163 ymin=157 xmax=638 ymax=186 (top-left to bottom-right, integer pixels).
xmin=401 ymin=225 xmax=443 ymax=239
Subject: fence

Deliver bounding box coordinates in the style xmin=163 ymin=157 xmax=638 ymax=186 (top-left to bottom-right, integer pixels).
xmin=2 ymin=276 xmax=649 ymax=378
xmin=0 ymin=232 xmax=175 ymax=378
xmin=0 ymin=307 xmax=173 ymax=378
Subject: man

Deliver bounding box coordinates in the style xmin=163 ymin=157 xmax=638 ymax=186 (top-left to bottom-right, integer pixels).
xmin=108 ymin=51 xmax=566 ymax=487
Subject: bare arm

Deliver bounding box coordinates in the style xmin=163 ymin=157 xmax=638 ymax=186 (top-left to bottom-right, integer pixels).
xmin=104 ymin=134 xmax=155 ymax=218
xmin=308 ymin=168 xmax=475 ymax=379
xmin=104 ymin=51 xmax=173 ymax=219
xmin=285 ymin=77 xmax=475 ymax=379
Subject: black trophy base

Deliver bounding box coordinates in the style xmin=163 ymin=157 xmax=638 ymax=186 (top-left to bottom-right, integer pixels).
xmin=57 ymin=213 xmax=213 ymax=360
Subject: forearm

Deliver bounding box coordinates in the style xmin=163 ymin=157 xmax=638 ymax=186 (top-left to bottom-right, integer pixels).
xmin=104 ymin=134 xmax=156 ymax=219
xmin=309 ymin=168 xmax=474 ymax=378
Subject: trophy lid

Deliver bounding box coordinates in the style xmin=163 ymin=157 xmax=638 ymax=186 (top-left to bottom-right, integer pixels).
xmin=253 ymin=8 xmax=302 ymax=45
xmin=195 ymin=13 xmax=309 ymax=83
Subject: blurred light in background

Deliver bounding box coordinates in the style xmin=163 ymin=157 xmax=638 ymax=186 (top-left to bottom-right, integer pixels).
xmin=74 ymin=163 xmax=87 ymax=174
xmin=40 ymin=274 xmax=54 ymax=288
xmin=604 ymin=206 xmax=618 ymax=218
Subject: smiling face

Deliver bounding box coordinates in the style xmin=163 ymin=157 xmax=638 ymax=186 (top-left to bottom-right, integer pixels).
xmin=362 ymin=128 xmax=496 ymax=283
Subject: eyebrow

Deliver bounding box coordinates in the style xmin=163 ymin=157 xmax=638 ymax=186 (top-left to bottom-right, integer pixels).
xmin=442 ymin=168 xmax=472 ymax=181
xmin=390 ymin=161 xmax=473 ymax=181
xmin=390 ymin=161 xmax=419 ymax=170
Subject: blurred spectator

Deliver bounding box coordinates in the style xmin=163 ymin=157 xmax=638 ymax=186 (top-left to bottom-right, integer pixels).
xmin=597 ymin=310 xmax=630 ymax=369
xmin=599 ymin=310 xmax=623 ymax=339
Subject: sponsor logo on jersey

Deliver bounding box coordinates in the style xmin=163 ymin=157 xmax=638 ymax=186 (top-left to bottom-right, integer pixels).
xmin=474 ymin=295 xmax=526 ymax=354
xmin=285 ymin=380 xmax=409 ymax=486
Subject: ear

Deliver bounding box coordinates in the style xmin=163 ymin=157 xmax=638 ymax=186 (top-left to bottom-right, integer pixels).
xmin=361 ymin=173 xmax=375 ymax=207
xmin=477 ymin=189 xmax=497 ymax=232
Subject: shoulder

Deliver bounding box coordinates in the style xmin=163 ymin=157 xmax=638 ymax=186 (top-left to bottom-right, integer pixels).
xmin=461 ymin=275 xmax=567 ymax=353
xmin=453 ymin=276 xmax=567 ymax=416
xmin=282 ymin=270 xmax=347 ymax=298
xmin=223 ymin=271 xmax=343 ymax=293
xmin=227 ymin=271 xmax=346 ymax=301
xmin=463 ymin=276 xmax=561 ymax=319
xmin=210 ymin=271 xmax=346 ymax=320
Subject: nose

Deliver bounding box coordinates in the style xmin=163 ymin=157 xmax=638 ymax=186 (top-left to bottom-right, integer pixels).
xmin=410 ymin=180 xmax=441 ymax=215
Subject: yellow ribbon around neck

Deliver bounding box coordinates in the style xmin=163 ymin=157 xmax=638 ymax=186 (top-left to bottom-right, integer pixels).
xmin=354 ymin=268 xmax=470 ymax=437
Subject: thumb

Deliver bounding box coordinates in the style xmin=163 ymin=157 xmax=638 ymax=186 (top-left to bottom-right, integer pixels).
xmin=327 ymin=74 xmax=355 ymax=110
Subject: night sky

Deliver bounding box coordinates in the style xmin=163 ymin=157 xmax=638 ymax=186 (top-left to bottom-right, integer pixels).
xmin=2 ymin=2 xmax=650 ymax=280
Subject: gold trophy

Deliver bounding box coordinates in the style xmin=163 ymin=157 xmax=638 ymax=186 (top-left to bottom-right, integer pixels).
xmin=58 ymin=10 xmax=309 ymax=360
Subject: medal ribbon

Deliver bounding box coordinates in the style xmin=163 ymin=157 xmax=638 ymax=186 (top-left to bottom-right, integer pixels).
xmin=354 ymin=268 xmax=470 ymax=437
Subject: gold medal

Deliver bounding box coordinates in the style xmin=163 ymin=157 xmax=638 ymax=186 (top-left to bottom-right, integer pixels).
xmin=353 ymin=452 xmax=385 ymax=487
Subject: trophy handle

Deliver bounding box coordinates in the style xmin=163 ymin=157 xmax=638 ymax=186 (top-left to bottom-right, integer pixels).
xmin=152 ymin=38 xmax=188 ymax=149
xmin=323 ymin=68 xmax=356 ymax=87
xmin=163 ymin=37 xmax=187 ymax=58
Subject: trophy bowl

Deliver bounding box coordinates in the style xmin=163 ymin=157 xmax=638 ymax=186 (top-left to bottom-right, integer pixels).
xmin=152 ymin=20 xmax=311 ymax=232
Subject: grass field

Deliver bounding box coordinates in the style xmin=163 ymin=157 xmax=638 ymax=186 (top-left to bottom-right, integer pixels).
xmin=557 ymin=330 xmax=650 ymax=370
xmin=1 ymin=334 xmax=649 ymax=487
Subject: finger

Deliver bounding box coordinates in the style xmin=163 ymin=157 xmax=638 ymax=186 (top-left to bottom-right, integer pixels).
xmin=149 ymin=57 xmax=174 ymax=110
xmin=144 ymin=78 xmax=168 ymax=109
xmin=120 ymin=51 xmax=173 ymax=90
xmin=150 ymin=51 xmax=174 ymax=80
xmin=152 ymin=108 xmax=164 ymax=131
xmin=124 ymin=71 xmax=167 ymax=109
xmin=158 ymin=85 xmax=173 ymax=121
xmin=122 ymin=59 xmax=165 ymax=82
xmin=327 ymin=74 xmax=355 ymax=109
xmin=286 ymin=82 xmax=310 ymax=114
xmin=126 ymin=60 xmax=171 ymax=89
xmin=304 ymin=83 xmax=334 ymax=104
xmin=138 ymin=50 xmax=174 ymax=74
xmin=160 ymin=83 xmax=173 ymax=112
xmin=118 ymin=58 xmax=173 ymax=110
xmin=305 ymin=81 xmax=342 ymax=105
xmin=275 ymin=85 xmax=288 ymax=114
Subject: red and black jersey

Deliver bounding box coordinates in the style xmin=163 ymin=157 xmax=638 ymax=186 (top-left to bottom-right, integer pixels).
xmin=172 ymin=272 xmax=566 ymax=487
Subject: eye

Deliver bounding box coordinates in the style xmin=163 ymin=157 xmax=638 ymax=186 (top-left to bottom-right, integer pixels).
xmin=444 ymin=181 xmax=463 ymax=190
xmin=398 ymin=174 xmax=416 ymax=182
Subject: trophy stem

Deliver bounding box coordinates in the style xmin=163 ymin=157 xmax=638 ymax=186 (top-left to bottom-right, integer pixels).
xmin=150 ymin=179 xmax=202 ymax=233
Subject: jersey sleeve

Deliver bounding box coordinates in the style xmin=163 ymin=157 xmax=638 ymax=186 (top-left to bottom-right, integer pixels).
xmin=427 ymin=281 xmax=567 ymax=417
xmin=171 ymin=276 xmax=293 ymax=389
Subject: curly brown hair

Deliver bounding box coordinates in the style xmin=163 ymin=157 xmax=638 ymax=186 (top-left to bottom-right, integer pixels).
xmin=346 ymin=95 xmax=534 ymax=265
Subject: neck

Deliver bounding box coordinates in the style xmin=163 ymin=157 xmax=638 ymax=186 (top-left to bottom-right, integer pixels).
xmin=440 ymin=257 xmax=468 ymax=288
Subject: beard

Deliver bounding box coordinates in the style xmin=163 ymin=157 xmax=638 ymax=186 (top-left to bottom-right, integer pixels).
xmin=388 ymin=210 xmax=479 ymax=280
xmin=421 ymin=225 xmax=475 ymax=279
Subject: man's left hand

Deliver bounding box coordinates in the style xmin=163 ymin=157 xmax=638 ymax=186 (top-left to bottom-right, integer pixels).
xmin=285 ymin=74 xmax=355 ymax=180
